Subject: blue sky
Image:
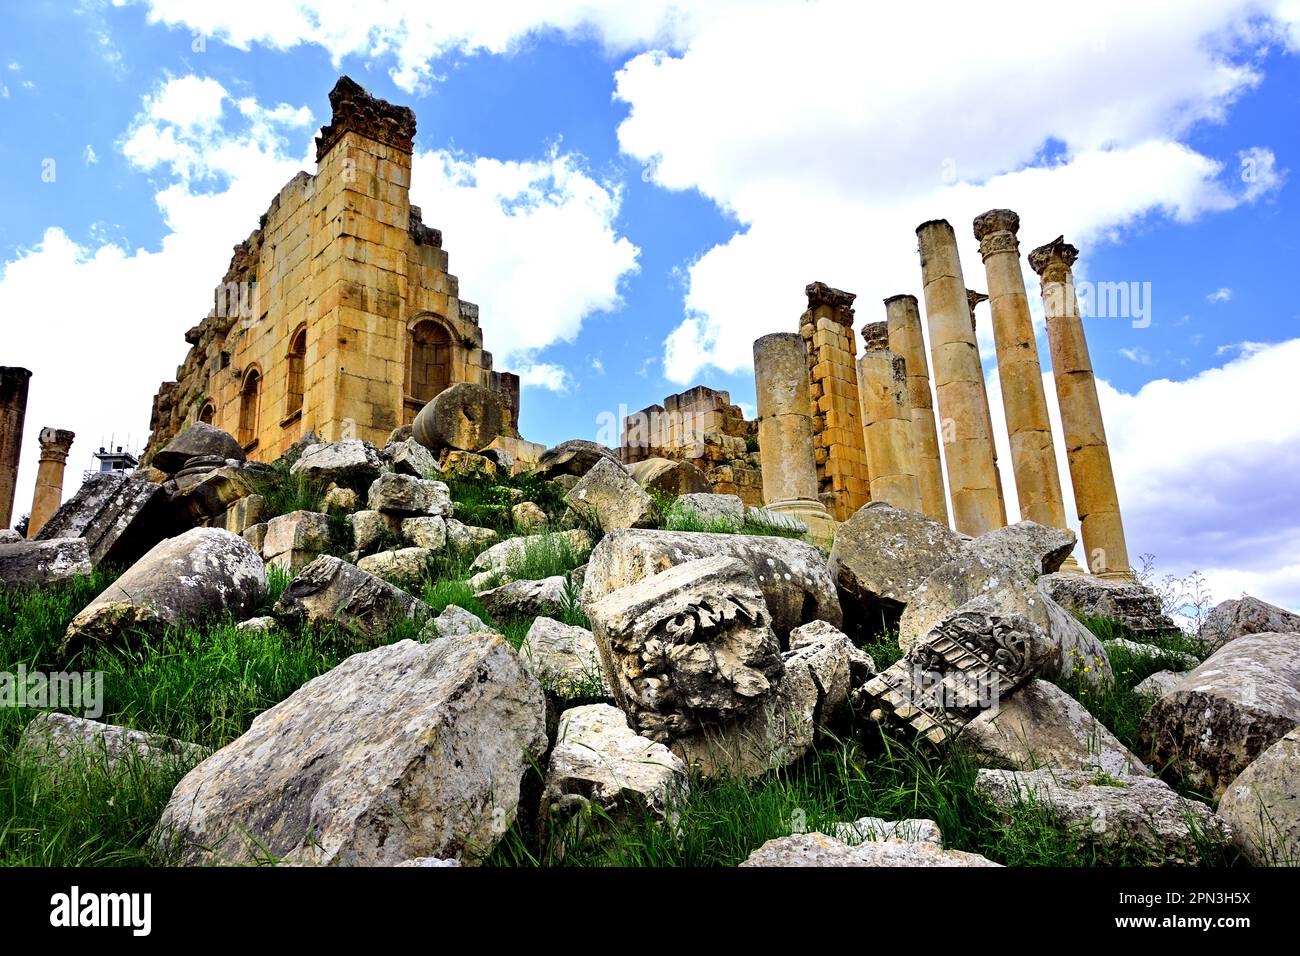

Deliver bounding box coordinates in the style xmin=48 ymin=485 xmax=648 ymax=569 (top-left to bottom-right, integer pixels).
xmin=2 ymin=1 xmax=1299 ymax=610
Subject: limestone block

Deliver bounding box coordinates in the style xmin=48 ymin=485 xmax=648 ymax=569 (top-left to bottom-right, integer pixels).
xmin=154 ymin=634 xmax=546 ymax=865
xmin=1139 ymin=632 xmax=1300 ymax=797
xmin=582 ymin=528 xmax=842 ymax=640
xmin=263 ymin=510 xmax=336 ymax=572
xmin=65 ymin=528 xmax=266 ymax=650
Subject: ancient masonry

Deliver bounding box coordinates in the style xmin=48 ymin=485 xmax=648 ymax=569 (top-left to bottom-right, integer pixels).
xmin=883 ymin=296 xmax=949 ymax=524
xmin=857 ymin=322 xmax=921 ymax=513
xmin=619 ymin=385 xmax=763 ymax=505
xmin=143 ymin=77 xmax=522 ymax=466
xmin=965 ymin=289 xmax=1009 ymax=526
xmin=1030 ymin=237 xmax=1131 ymax=578
xmin=749 ymin=210 xmax=1133 ymax=578
xmin=0 ymin=366 xmax=31 ymax=529
xmin=27 ymin=428 xmax=75 ymax=538
xmin=751 ymin=334 xmax=836 ymax=543
xmin=973 ymin=210 xmax=1068 ymax=537
xmin=915 ymin=220 xmax=1003 ymax=537
xmin=800 ymin=283 xmax=871 ymax=521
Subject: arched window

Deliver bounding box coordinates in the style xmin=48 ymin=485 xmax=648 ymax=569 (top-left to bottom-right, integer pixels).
xmin=238 ymin=368 xmax=261 ymax=447
xmin=198 ymin=402 xmax=215 ymax=425
xmin=286 ymin=326 xmax=307 ymax=420
xmin=405 ymin=318 xmax=452 ymax=422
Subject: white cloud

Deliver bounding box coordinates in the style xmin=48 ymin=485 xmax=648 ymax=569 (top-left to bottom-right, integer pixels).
xmin=1238 ymin=145 xmax=1287 ymax=199
xmin=1 ymin=74 xmax=636 ymax=521
xmin=133 ymin=0 xmax=763 ymax=92
xmin=2 ymin=78 xmax=310 ymax=526
xmin=409 ymin=147 xmax=639 ymax=366
xmin=985 ymin=339 xmax=1300 ymax=613
xmin=1119 ymin=347 xmax=1156 ymax=365
xmin=82 ymin=145 xmax=98 ymax=166
xmin=515 ymin=363 xmax=573 ymax=393
xmin=1216 ymin=339 xmax=1273 ymax=356
xmin=1207 ymin=286 xmax=1234 ymax=303
xmin=607 ymin=1 xmax=1298 ymax=382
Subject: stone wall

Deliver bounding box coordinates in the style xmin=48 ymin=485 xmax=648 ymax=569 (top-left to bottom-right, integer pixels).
xmin=800 ymin=282 xmax=870 ymax=522
xmin=143 ymin=77 xmax=511 ymax=465
xmin=620 ymin=385 xmax=762 ymax=505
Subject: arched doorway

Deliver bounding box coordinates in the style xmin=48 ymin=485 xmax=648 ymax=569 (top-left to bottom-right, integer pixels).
xmin=286 ymin=326 xmax=307 ymax=420
xmin=238 ymin=368 xmax=261 ymax=448
xmin=198 ymin=402 xmax=215 ymax=425
xmin=405 ymin=318 xmax=452 ymax=423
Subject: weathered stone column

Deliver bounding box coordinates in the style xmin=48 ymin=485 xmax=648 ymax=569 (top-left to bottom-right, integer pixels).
xmin=0 ymin=367 xmax=32 ymax=530
xmin=27 ymin=428 xmax=74 ymax=539
xmin=799 ymin=282 xmax=870 ymax=521
xmin=1030 ymin=237 xmax=1132 ymax=579
xmin=857 ymin=322 xmax=923 ymax=512
xmin=974 ymin=209 xmax=1070 ymax=538
xmin=753 ymin=333 xmax=836 ymax=545
xmin=884 ymin=295 xmax=950 ymax=525
xmin=966 ymin=289 xmax=1009 ymax=527
xmin=915 ymin=220 xmax=1002 ymax=535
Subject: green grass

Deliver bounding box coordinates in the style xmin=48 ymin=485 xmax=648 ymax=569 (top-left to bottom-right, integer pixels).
xmin=0 ymin=732 xmax=194 ymax=866
xmin=441 ymin=471 xmax=567 ymax=535
xmin=250 ymin=457 xmax=327 ymax=519
xmin=505 ymin=531 xmax=591 ymax=582
xmin=655 ymin=492 xmax=807 ymax=540
xmin=0 ymin=572 xmax=393 ymax=866
xmin=1057 ymin=617 xmax=1203 ymax=758
xmin=488 ymin=725 xmax=1232 ymax=867
xmin=419 ymin=576 xmax=489 ymax=621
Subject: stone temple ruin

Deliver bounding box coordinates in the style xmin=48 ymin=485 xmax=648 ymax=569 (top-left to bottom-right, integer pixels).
xmin=619 ymin=385 xmax=763 ymax=505
xmin=142 ymin=76 xmax=533 ymax=470
xmin=752 ymin=211 xmax=1131 ymax=580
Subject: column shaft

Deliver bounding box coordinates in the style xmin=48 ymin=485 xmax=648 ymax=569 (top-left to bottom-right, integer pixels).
xmin=857 ymin=322 xmax=922 ymax=512
xmin=753 ymin=333 xmax=835 ymax=544
xmin=1030 ymin=237 xmax=1132 ymax=579
xmin=974 ymin=209 xmax=1069 ymax=531
xmin=884 ymin=296 xmax=950 ymax=525
xmin=915 ymin=220 xmax=1002 ymax=535
xmin=27 ymin=428 xmax=74 ymax=538
xmin=966 ymin=290 xmax=1009 ymax=526
xmin=0 ymin=367 xmax=32 ymax=529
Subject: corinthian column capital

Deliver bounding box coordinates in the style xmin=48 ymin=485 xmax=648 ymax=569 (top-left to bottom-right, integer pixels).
xmin=37 ymin=427 xmax=74 ymax=464
xmin=973 ymin=208 xmax=1021 ymax=260
xmin=1028 ymin=235 xmax=1080 ymax=285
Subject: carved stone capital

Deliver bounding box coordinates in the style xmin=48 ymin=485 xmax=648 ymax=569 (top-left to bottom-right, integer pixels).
xmin=1028 ymin=235 xmax=1079 ymax=284
xmin=973 ymin=209 xmax=1021 ymax=260
xmin=861 ymin=320 xmax=890 ymax=352
xmin=37 ymin=427 xmax=74 ymax=462
xmin=966 ymin=289 xmax=988 ymax=330
xmin=805 ymin=281 xmax=857 ymax=322
xmin=315 ymin=75 xmax=417 ymax=162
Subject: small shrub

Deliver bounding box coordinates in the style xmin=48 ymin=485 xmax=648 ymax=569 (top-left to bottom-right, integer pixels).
xmin=251 ymin=458 xmax=326 ymax=519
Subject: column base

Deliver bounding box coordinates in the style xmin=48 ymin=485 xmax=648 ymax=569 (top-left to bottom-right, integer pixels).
xmin=1058 ymin=554 xmax=1085 ymax=575
xmin=1095 ymin=568 xmax=1136 ymax=582
xmin=766 ymin=498 xmax=837 ymax=548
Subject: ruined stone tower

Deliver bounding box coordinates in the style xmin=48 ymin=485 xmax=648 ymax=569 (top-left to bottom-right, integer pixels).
xmin=143 ymin=77 xmax=519 ymax=464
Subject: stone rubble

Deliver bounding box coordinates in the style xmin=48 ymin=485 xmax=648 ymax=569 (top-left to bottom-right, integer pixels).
xmin=154 ymin=634 xmax=546 ymax=866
